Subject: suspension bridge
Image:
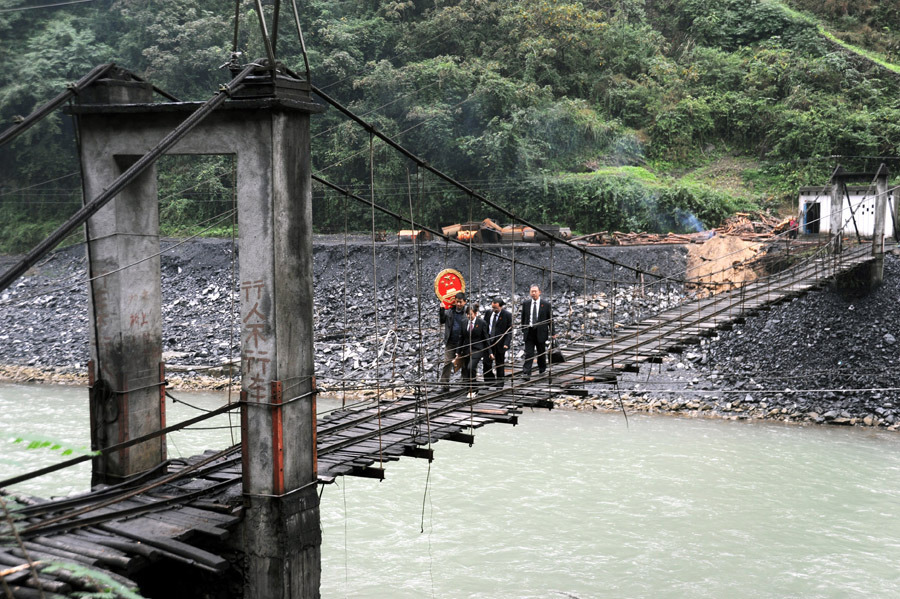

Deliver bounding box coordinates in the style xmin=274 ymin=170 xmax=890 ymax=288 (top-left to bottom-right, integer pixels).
xmin=0 ymin=6 xmax=896 ymax=598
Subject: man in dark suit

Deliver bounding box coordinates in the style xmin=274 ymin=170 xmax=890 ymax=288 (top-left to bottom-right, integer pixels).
xmin=483 ymin=297 xmax=512 ymax=386
xmin=439 ymin=292 xmax=468 ymax=384
xmin=521 ymin=284 xmax=553 ymax=379
xmin=461 ymin=305 xmax=488 ymax=397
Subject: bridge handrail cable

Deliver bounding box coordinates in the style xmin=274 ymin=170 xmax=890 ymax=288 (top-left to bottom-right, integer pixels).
xmin=0 ymin=400 xmax=241 ymax=490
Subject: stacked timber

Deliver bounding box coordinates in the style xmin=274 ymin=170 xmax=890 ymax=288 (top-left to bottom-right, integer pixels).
xmin=397 ymin=229 xmax=433 ymax=242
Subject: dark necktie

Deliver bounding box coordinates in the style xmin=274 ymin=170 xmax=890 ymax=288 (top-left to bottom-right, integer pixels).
xmin=468 ymin=321 xmax=473 ymax=333
xmin=532 ymin=301 xmax=537 ymax=326
xmin=490 ymin=313 xmax=497 ymax=334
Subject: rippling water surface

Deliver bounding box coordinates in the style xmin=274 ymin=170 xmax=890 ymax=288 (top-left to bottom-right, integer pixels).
xmin=318 ymin=407 xmax=900 ymax=599
xmin=1 ymin=384 xmax=898 ymax=598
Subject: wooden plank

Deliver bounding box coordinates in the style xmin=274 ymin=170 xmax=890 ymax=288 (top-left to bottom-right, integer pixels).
xmin=97 ymin=525 xmax=228 ymax=572
xmin=70 ymin=530 xmax=163 ymax=562
xmin=33 ymin=535 xmax=133 ymax=570
xmin=6 ymin=584 xmax=69 ymax=599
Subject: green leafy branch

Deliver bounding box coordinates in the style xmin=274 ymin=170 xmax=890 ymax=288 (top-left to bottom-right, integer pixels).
xmin=2 ymin=431 xmax=97 ymax=458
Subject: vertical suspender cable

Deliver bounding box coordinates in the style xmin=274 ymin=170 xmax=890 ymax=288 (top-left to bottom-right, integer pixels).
xmin=370 ymin=133 xmax=384 ymax=468
xmin=548 ymin=238 xmax=554 ymax=387
xmin=252 ymin=0 xmax=278 ymax=70
xmin=610 ymin=264 xmax=617 ymax=373
xmin=441 ymin=202 xmax=449 ymax=383
xmin=341 ymin=189 xmax=349 ymax=407
xmin=227 ymin=156 xmax=238 ymax=446
xmin=582 ymin=253 xmax=587 ymax=383
xmin=410 ymin=167 xmax=432 ymax=448
xmin=393 ymin=196 xmax=401 ymax=399
xmin=232 ymin=0 xmax=241 ymax=52
xmin=478 ymin=228 xmax=484 ymax=305
xmin=271 ymin=0 xmax=282 ymax=57
xmin=289 ymin=0 xmax=312 ymax=83
xmin=510 ymin=221 xmax=517 ymax=388
xmin=467 ymin=193 xmax=474 ymax=405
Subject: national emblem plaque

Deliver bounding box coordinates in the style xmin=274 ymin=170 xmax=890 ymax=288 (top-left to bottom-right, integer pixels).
xmin=434 ymin=268 xmax=466 ymax=308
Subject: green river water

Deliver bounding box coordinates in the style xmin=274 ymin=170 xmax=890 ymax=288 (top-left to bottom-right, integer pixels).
xmin=1 ymin=383 xmax=898 ymax=598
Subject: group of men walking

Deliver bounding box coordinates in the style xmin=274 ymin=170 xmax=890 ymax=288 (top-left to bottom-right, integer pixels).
xmin=439 ymin=284 xmax=553 ymax=395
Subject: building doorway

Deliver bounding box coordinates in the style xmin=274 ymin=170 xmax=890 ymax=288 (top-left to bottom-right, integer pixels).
xmin=803 ymin=201 xmax=820 ymax=234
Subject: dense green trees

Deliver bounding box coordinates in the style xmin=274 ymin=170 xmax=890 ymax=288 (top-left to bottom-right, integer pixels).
xmin=2 ymin=0 xmax=900 ymax=251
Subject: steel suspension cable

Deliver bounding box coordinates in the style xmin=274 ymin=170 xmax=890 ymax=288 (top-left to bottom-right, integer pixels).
xmin=232 ymin=0 xmax=241 ymax=53
xmin=0 ymin=402 xmax=241 ymax=489
xmin=0 ymin=63 xmax=259 ymax=294
xmin=288 ymin=0 xmax=312 ymax=83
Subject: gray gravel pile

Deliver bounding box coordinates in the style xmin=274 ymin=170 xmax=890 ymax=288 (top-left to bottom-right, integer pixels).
xmin=0 ymin=237 xmax=687 ymax=385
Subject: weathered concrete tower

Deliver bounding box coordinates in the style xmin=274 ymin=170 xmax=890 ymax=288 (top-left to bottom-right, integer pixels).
xmin=76 ymin=72 xmax=166 ymax=486
xmin=74 ymin=65 xmax=323 ymax=597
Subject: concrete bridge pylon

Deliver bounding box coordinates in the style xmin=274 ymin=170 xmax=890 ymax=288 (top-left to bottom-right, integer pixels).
xmin=828 ymin=164 xmax=890 ymax=288
xmin=74 ymin=65 xmax=324 ymax=598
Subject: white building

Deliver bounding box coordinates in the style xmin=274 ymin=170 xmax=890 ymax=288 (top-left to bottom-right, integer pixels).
xmin=798 ymin=185 xmax=895 ymax=238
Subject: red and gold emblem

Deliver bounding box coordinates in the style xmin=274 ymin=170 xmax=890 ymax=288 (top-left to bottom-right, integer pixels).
xmin=434 ymin=268 xmax=466 ymax=308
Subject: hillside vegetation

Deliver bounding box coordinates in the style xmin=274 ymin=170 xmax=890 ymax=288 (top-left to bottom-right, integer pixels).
xmin=1 ymin=0 xmax=900 ymax=251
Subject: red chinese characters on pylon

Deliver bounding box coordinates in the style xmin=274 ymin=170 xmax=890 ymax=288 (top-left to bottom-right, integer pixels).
xmin=241 ymin=279 xmax=270 ymax=401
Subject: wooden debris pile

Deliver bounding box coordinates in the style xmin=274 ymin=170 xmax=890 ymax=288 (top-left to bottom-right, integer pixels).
xmin=0 ymin=450 xmax=243 ymax=598
xmin=573 ymin=231 xmax=712 ymax=245
xmin=441 ymin=219 xmax=571 ymax=244
xmin=718 ymin=211 xmax=786 ymax=241
xmin=575 ymin=211 xmax=787 ymax=246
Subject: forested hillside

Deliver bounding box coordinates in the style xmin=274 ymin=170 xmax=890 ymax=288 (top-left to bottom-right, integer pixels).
xmin=2 ymin=0 xmax=900 ymax=251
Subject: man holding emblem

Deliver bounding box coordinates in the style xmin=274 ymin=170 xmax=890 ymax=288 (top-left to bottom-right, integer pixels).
xmin=436 ymin=269 xmax=468 ymax=385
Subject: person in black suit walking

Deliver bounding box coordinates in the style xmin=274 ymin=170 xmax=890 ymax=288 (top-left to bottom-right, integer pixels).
xmin=483 ymin=297 xmax=512 ymax=386
xmin=461 ymin=305 xmax=488 ymax=397
xmin=521 ymin=284 xmax=553 ymax=379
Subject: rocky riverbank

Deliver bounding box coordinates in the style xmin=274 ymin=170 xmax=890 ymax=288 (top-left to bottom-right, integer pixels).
xmin=1 ymin=237 xmax=897 ymax=430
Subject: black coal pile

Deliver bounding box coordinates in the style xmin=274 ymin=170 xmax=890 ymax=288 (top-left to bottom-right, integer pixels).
xmin=570 ymin=252 xmax=900 ymax=429
xmin=0 ymin=237 xmax=687 ymax=386
xmin=700 ymin=251 xmax=900 ymax=426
